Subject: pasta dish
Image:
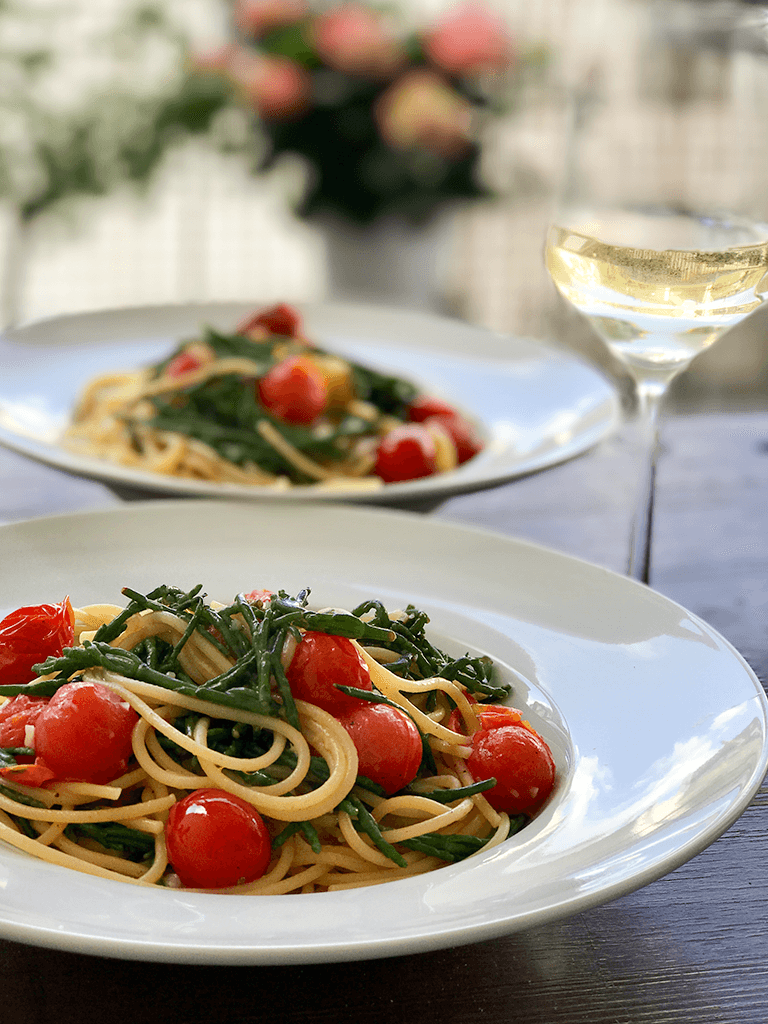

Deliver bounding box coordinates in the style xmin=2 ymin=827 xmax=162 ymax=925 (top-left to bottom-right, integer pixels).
xmin=63 ymin=303 xmax=484 ymax=489
xmin=0 ymin=585 xmax=556 ymax=893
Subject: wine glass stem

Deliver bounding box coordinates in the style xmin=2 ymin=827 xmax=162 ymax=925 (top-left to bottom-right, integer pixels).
xmin=626 ymin=379 xmax=666 ymax=585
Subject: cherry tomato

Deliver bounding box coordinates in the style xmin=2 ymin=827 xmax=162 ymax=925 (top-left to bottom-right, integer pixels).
xmin=258 ymin=356 xmax=328 ymax=424
xmin=237 ymin=303 xmax=302 ymax=338
xmin=374 ymin=424 xmax=438 ymax=483
xmin=34 ymin=681 xmax=139 ymax=784
xmin=407 ymin=395 xmax=460 ymax=422
xmin=165 ymin=788 xmax=272 ymax=888
xmin=243 ymin=588 xmax=273 ymax=606
xmin=425 ymin=413 xmax=483 ymax=464
xmin=407 ymin=394 xmax=484 ymax=465
xmin=466 ymin=721 xmax=556 ymax=815
xmin=0 ymin=762 xmax=56 ymax=787
xmin=0 ymin=695 xmax=56 ymax=787
xmin=0 ymin=599 xmax=75 ymax=688
xmin=448 ymin=703 xmax=532 ymax=736
xmin=338 ymin=702 xmax=422 ymax=795
xmin=285 ymin=631 xmax=372 ymax=714
xmin=0 ymin=695 xmax=50 ymax=748
xmin=166 ymin=351 xmax=203 ymax=378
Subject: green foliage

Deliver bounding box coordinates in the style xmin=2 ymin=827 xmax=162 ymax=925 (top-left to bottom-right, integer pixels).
xmin=0 ymin=1 xmax=235 ymax=223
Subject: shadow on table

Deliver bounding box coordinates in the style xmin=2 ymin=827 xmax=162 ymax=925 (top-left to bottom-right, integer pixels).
xmin=0 ymin=893 xmax=752 ymax=1024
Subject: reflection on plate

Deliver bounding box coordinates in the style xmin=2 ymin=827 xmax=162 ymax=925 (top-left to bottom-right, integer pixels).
xmin=0 ymin=302 xmax=620 ymax=505
xmin=0 ymin=501 xmax=765 ymax=965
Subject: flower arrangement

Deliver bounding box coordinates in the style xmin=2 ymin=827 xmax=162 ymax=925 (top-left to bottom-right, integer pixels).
xmin=205 ymin=0 xmax=542 ymax=225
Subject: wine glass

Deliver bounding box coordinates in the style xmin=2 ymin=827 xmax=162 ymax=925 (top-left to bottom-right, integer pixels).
xmin=544 ymin=0 xmax=768 ymax=583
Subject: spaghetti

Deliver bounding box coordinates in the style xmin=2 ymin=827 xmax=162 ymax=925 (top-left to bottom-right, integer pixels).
xmin=63 ymin=303 xmax=483 ymax=488
xmin=0 ymin=585 xmax=554 ymax=892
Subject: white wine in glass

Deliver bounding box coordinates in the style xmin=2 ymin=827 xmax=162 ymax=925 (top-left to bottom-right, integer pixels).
xmin=545 ymin=0 xmax=768 ymax=583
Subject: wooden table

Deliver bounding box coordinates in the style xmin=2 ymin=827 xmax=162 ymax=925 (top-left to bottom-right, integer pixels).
xmin=0 ymin=404 xmax=766 ymax=1024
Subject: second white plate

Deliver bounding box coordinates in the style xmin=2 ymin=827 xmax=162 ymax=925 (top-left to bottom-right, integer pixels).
xmin=0 ymin=301 xmax=620 ymax=504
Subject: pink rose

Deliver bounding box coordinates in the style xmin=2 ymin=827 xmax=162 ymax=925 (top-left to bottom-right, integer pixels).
xmin=233 ymin=0 xmax=308 ymax=38
xmin=423 ymin=2 xmax=513 ymax=76
xmin=375 ymin=69 xmax=474 ymax=158
xmin=312 ymin=3 xmax=405 ymax=77
xmin=228 ymin=49 xmax=311 ymax=118
xmin=191 ymin=45 xmax=238 ymax=76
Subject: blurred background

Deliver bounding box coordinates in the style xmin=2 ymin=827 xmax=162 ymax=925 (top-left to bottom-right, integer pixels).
xmin=1 ymin=0 xmax=765 ymax=410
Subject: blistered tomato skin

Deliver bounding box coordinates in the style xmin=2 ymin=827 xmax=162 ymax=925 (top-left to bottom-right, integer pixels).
xmin=0 ymin=695 xmax=55 ymax=786
xmin=165 ymin=351 xmax=203 ymax=378
xmin=374 ymin=424 xmax=438 ymax=482
xmin=466 ymin=724 xmax=556 ymax=815
xmin=407 ymin=395 xmax=460 ymax=422
xmin=165 ymin=789 xmax=272 ymax=889
xmin=407 ymin=395 xmax=483 ymax=465
xmin=285 ymin=632 xmax=372 ymax=714
xmin=0 ymin=762 xmax=55 ymax=786
xmin=0 ymin=599 xmax=75 ymax=688
xmin=258 ymin=356 xmax=328 ymax=424
xmin=338 ymin=703 xmax=423 ymax=795
xmin=0 ymin=695 xmax=50 ymax=748
xmin=447 ymin=702 xmax=529 ymax=738
xmin=237 ymin=302 xmax=303 ymax=338
xmin=34 ymin=681 xmax=139 ymax=784
xmin=425 ymin=413 xmax=483 ymax=464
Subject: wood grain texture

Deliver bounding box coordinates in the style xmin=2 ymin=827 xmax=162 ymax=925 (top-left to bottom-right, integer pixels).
xmin=0 ymin=408 xmax=766 ymax=1024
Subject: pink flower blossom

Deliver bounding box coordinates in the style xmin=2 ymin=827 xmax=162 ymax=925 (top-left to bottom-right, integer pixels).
xmin=191 ymin=45 xmax=237 ymax=76
xmin=233 ymin=0 xmax=308 ymax=38
xmin=228 ymin=49 xmax=311 ymax=118
xmin=375 ymin=69 xmax=474 ymax=159
xmin=312 ymin=3 xmax=405 ymax=78
xmin=423 ymin=2 xmax=513 ymax=76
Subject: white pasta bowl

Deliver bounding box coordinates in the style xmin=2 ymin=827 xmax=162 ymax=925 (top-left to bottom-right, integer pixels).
xmin=0 ymin=501 xmax=764 ymax=964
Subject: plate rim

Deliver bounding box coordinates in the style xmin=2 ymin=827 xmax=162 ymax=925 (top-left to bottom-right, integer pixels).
xmin=0 ymin=300 xmax=621 ymax=505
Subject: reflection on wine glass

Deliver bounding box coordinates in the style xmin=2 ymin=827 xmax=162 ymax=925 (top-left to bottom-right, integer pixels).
xmin=545 ymin=0 xmax=768 ymax=583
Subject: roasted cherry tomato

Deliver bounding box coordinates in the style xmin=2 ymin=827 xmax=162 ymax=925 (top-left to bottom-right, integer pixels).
xmin=0 ymin=694 xmax=50 ymax=748
xmin=165 ymin=788 xmax=272 ymax=888
xmin=466 ymin=718 xmax=556 ymax=815
xmin=34 ymin=681 xmax=139 ymax=784
xmin=425 ymin=413 xmax=483 ymax=464
xmin=258 ymin=355 xmax=328 ymax=424
xmin=165 ymin=351 xmax=203 ymax=378
xmin=0 ymin=762 xmax=56 ymax=787
xmin=448 ymin=703 xmax=532 ymax=736
xmin=374 ymin=424 xmax=438 ymax=483
xmin=0 ymin=599 xmax=75 ymax=688
xmin=407 ymin=395 xmax=460 ymax=422
xmin=0 ymin=695 xmax=56 ymax=787
xmin=338 ymin=702 xmax=422 ymax=795
xmin=237 ymin=302 xmax=302 ymax=338
xmin=285 ymin=631 xmax=372 ymax=714
xmin=407 ymin=395 xmax=483 ymax=465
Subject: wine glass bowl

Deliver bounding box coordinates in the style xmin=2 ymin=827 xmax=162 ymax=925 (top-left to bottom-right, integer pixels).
xmin=545 ymin=0 xmax=768 ymax=582
xmin=546 ymin=211 xmax=768 ymax=376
